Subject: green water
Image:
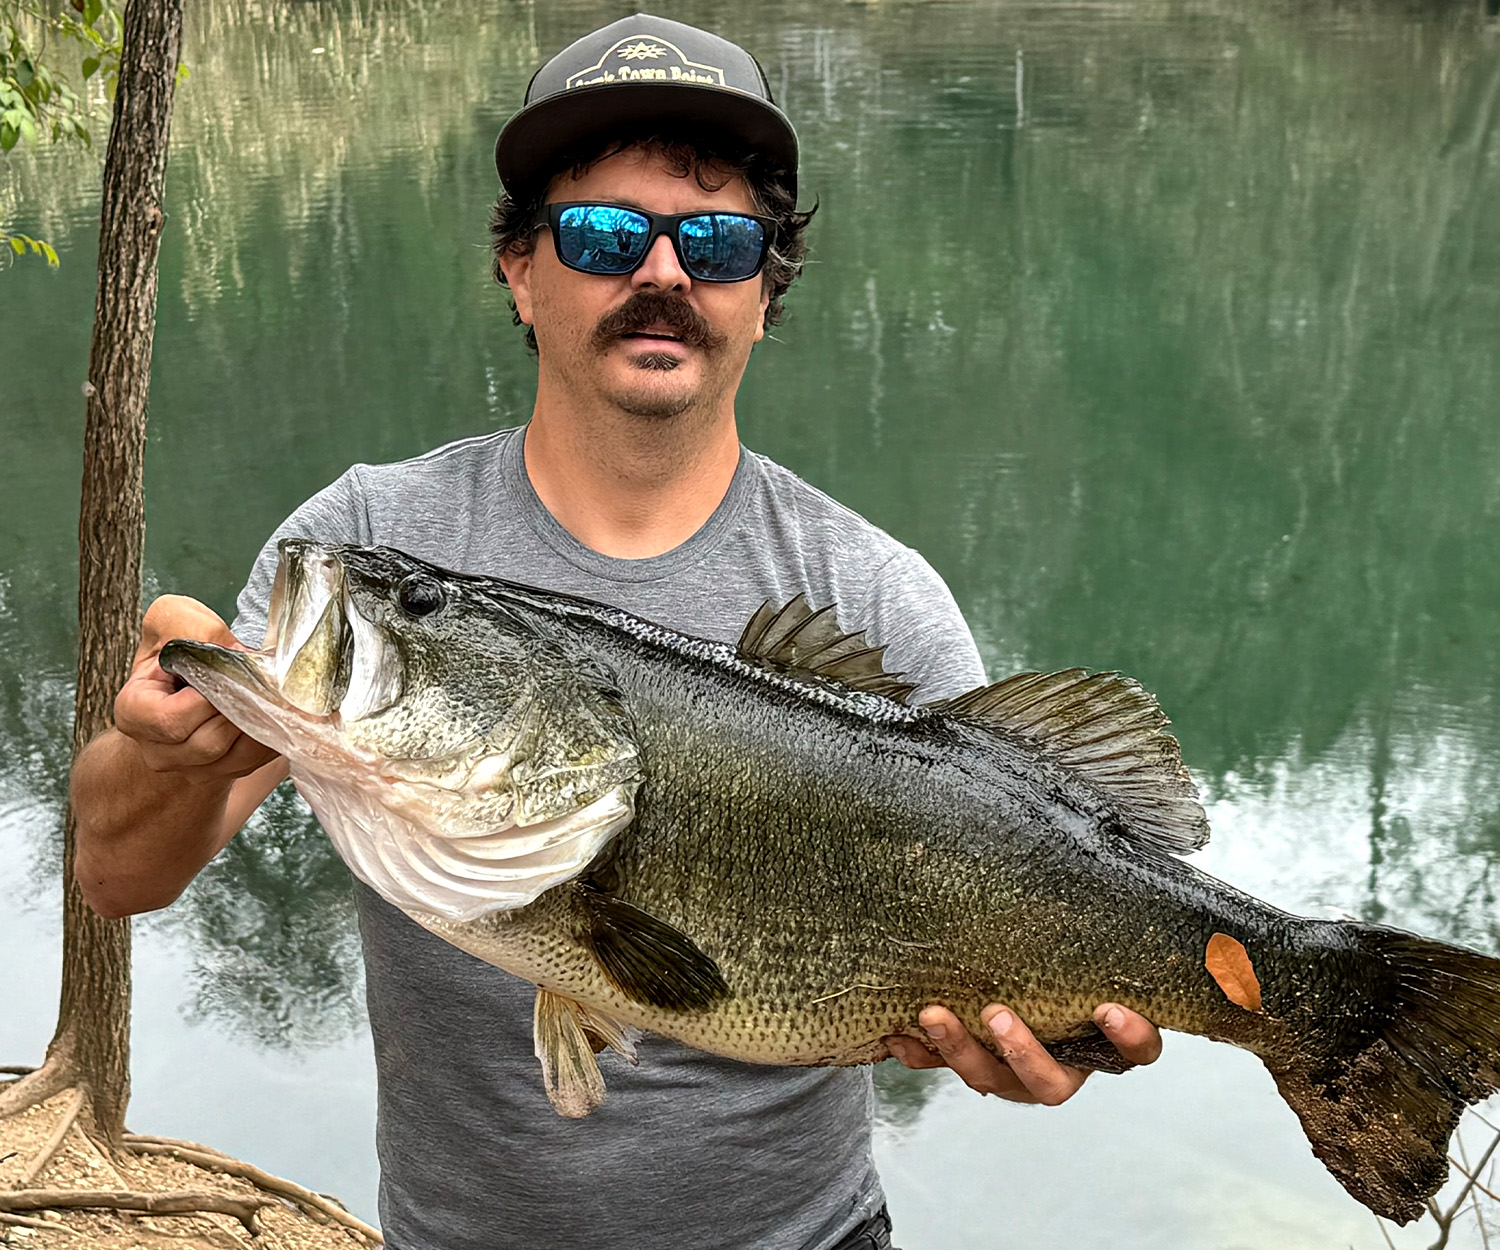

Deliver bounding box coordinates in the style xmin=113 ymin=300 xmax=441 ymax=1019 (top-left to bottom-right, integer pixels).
xmin=3 ymin=0 xmax=1499 ymax=1244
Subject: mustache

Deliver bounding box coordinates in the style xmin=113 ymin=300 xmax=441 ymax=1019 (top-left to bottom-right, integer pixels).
xmin=590 ymin=292 xmax=728 ymax=353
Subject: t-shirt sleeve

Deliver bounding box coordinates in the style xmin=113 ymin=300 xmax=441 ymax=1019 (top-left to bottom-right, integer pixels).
xmin=855 ymin=546 xmax=987 ymax=704
xmin=231 ymin=467 xmax=372 ymax=647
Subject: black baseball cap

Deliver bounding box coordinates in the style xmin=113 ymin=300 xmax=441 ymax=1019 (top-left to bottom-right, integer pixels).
xmin=494 ymin=14 xmax=798 ymax=198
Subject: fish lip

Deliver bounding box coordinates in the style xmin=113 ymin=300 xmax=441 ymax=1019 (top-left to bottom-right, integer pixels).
xmin=160 ymin=639 xmax=279 ymax=700
xmin=267 ymin=540 xmax=350 ymax=707
xmin=272 ymin=539 xmax=344 ymax=649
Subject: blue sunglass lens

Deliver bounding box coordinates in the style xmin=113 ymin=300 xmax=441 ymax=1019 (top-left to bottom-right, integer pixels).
xmin=678 ymin=215 xmax=767 ymax=281
xmin=550 ymin=206 xmax=768 ymax=280
xmin=556 ymin=205 xmax=651 ymax=273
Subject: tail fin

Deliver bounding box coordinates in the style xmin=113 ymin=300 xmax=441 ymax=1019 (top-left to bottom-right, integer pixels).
xmin=1268 ymin=927 xmax=1500 ymax=1225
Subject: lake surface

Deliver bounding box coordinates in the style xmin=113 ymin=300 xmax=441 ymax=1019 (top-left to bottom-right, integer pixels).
xmin=3 ymin=0 xmax=1500 ymax=1245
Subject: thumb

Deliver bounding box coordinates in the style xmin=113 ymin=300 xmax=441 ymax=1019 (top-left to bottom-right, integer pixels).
xmin=139 ymin=594 xmax=236 ymax=657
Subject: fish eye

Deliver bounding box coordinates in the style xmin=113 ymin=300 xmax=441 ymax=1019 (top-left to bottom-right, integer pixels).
xmin=396 ymin=575 xmax=446 ymax=618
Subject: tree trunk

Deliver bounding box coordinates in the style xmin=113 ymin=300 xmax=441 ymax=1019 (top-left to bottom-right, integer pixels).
xmin=48 ymin=0 xmax=185 ymax=1149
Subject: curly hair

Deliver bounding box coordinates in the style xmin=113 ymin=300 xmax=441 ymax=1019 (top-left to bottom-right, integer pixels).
xmin=489 ymin=129 xmax=815 ymax=353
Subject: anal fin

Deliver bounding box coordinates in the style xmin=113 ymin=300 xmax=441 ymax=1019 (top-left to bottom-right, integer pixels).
xmin=1044 ymin=1026 xmax=1137 ymax=1075
xmin=533 ymin=989 xmax=633 ymax=1118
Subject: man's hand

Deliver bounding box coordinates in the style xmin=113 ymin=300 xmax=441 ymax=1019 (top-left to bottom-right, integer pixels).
xmin=884 ymin=1003 xmax=1162 ymax=1105
xmin=113 ymin=594 xmax=278 ymax=783
xmin=73 ymin=594 xmax=288 ymax=918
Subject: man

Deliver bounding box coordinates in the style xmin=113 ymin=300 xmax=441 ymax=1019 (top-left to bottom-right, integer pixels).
xmin=72 ymin=15 xmax=1159 ymax=1249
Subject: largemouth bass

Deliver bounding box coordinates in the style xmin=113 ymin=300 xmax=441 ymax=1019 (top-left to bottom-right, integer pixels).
xmin=160 ymin=539 xmax=1500 ymax=1225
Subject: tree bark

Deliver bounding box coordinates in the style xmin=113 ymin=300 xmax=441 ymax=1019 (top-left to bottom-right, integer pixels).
xmin=48 ymin=0 xmax=185 ymax=1148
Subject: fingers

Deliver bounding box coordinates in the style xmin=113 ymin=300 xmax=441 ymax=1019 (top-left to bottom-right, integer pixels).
xmin=886 ymin=1015 xmax=1022 ymax=1096
xmin=122 ymin=687 xmax=278 ymax=782
xmin=980 ymin=1005 xmax=1089 ymax=1106
xmin=887 ymin=1006 xmax=1083 ymax=1103
xmin=917 ymin=1006 xmax=1020 ymax=1097
xmin=113 ymin=594 xmax=278 ymax=782
xmin=884 ymin=1035 xmax=946 ymax=1070
xmin=116 ymin=677 xmax=220 ymax=747
xmin=139 ymin=594 xmax=237 ymax=654
xmin=887 ymin=1003 xmax=1155 ymax=1107
xmin=128 ymin=596 xmax=238 ymax=706
xmin=1094 ymin=1003 xmax=1164 ymax=1065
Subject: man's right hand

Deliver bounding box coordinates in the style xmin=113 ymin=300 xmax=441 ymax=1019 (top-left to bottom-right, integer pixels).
xmin=73 ymin=595 xmax=287 ymax=918
xmin=113 ymin=594 xmax=279 ymax=782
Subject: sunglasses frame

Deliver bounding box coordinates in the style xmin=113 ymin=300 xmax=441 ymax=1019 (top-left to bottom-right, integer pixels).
xmin=535 ymin=202 xmax=777 ymax=284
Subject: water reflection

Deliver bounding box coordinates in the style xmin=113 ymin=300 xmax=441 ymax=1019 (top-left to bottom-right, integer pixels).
xmin=3 ymin=0 xmax=1500 ymax=1242
xmin=167 ymin=786 xmax=364 ymax=1050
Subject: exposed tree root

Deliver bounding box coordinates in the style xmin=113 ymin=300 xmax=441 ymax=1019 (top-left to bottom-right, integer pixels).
xmin=18 ymin=1090 xmax=84 ymax=1187
xmin=1 ymin=1071 xmax=382 ymax=1246
xmin=0 ymin=1210 xmax=71 ymax=1233
xmin=0 ymin=1058 xmax=68 ymax=1120
xmin=126 ymin=1135 xmax=383 ymax=1243
xmin=0 ymin=1187 xmax=274 ymax=1233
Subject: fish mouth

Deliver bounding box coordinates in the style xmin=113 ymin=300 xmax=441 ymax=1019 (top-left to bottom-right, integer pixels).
xmin=161 ymin=539 xmax=399 ymax=726
xmin=262 ymin=539 xmax=352 ymax=715
xmin=158 ymin=639 xmax=281 ymax=703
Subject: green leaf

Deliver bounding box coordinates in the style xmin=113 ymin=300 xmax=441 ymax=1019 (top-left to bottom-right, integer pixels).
xmin=40 ymin=239 xmax=59 ymax=267
xmin=14 ymin=58 xmax=32 ymax=87
xmin=81 ymin=55 xmax=98 ymax=78
xmin=8 ymin=237 xmax=23 ymax=256
xmin=0 ymin=123 xmax=16 ymax=152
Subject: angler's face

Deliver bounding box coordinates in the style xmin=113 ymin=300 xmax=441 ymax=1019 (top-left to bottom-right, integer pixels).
xmin=503 ymin=146 xmax=771 ymax=421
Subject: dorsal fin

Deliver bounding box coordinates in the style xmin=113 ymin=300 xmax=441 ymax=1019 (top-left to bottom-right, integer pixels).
xmin=737 ymin=594 xmax=918 ymax=704
xmin=929 ymin=669 xmax=1209 ymax=855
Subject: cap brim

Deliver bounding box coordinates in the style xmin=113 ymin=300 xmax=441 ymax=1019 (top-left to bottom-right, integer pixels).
xmin=495 ymin=82 xmax=798 ymax=197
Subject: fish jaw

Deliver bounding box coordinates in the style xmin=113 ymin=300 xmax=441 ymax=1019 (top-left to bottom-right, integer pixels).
xmin=157 ymin=639 xmax=332 ymax=764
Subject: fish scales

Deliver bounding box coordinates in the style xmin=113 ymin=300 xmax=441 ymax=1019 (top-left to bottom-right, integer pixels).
xmin=160 ymin=539 xmax=1500 ymax=1226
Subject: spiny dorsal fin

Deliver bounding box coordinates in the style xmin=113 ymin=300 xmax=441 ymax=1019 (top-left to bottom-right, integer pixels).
xmin=929 ymin=669 xmax=1209 ymax=855
xmin=738 ymin=594 xmax=918 ymax=703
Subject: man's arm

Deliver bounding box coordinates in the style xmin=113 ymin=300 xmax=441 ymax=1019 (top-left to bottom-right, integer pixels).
xmin=72 ymin=594 xmax=287 ymax=919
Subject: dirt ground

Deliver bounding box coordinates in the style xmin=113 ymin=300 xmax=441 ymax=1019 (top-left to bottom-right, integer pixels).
xmin=0 ymin=1089 xmax=377 ymax=1250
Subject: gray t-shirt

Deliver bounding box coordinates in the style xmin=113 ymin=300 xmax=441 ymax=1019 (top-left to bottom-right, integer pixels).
xmin=234 ymin=426 xmax=986 ymax=1250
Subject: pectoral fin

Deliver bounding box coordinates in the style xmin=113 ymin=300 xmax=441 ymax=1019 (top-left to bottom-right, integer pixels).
xmin=576 ymin=885 xmax=730 ymax=1012
xmin=533 ymin=989 xmax=634 ymax=1118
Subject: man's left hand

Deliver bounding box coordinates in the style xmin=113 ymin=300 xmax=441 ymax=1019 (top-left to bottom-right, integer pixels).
xmin=884 ymin=1003 xmax=1162 ymax=1105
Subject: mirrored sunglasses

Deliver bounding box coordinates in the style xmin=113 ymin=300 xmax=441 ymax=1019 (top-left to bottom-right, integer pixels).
xmin=536 ymin=202 xmax=775 ymax=283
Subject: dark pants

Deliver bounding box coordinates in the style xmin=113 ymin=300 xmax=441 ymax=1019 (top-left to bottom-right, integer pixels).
xmin=829 ymin=1206 xmax=895 ymax=1250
